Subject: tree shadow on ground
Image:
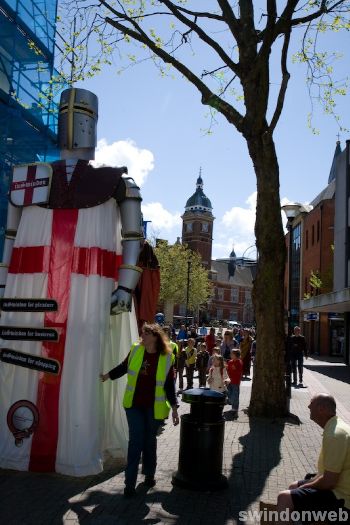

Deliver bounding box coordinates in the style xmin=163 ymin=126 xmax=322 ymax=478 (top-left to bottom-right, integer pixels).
xmin=304 ymin=364 xmax=350 ymax=385
xmin=125 ymin=415 xmax=289 ymax=525
xmin=226 ymin=415 xmax=286 ymax=523
xmin=0 ymin=416 xmax=293 ymax=524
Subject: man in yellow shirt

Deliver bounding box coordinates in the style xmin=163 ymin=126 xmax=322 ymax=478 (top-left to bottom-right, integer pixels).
xmin=277 ymin=394 xmax=350 ymax=520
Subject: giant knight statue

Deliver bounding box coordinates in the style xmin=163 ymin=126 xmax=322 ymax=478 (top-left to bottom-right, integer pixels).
xmin=0 ymin=88 xmax=143 ymax=475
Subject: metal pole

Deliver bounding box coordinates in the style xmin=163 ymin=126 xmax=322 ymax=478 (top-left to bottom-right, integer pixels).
xmin=288 ymin=221 xmax=293 ymax=335
xmin=185 ymin=260 xmax=191 ymax=327
xmin=286 ymin=220 xmax=293 ymax=406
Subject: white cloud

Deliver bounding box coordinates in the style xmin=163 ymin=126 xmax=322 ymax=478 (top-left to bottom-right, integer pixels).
xmin=214 ymin=192 xmax=257 ymax=258
xmin=140 ymin=191 xmax=307 ymax=260
xmin=93 ymin=138 xmax=154 ymax=187
xmin=215 ymin=192 xmax=312 ymax=257
xmin=142 ymin=202 xmax=182 ymax=236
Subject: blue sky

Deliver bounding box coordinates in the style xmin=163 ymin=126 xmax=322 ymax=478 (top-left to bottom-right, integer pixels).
xmin=74 ymin=12 xmax=349 ymax=260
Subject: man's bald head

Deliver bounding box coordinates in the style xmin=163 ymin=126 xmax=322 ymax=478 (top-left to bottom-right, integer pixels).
xmin=313 ymin=393 xmax=336 ymax=413
xmin=309 ymin=394 xmax=336 ymax=427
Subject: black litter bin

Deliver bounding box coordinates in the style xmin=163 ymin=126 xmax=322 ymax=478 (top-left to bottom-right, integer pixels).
xmin=172 ymin=387 xmax=227 ymax=490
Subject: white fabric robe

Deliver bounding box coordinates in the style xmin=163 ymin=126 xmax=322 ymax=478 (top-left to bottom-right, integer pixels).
xmin=0 ymin=199 xmax=137 ymax=476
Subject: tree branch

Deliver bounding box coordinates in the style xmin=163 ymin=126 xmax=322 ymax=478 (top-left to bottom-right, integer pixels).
xmin=201 ymin=65 xmax=228 ymax=78
xmin=171 ymin=4 xmax=224 ymax=21
xmin=275 ymin=0 xmax=346 ymax=33
xmin=217 ymin=0 xmax=240 ymax=39
xmin=269 ymin=29 xmax=291 ymax=132
xmin=258 ymin=0 xmax=278 ymax=58
xmin=159 ymin=0 xmax=240 ymax=75
xmin=104 ymin=15 xmax=244 ymax=131
xmin=239 ymin=0 xmax=255 ymax=34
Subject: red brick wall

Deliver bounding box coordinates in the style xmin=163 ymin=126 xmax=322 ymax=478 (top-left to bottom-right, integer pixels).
xmin=182 ymin=213 xmax=213 ymax=268
xmin=302 ymin=200 xmax=334 ymax=298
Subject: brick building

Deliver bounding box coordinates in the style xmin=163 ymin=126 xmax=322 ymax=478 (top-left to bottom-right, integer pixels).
xmin=302 ymin=184 xmax=335 ymax=355
xmin=284 ymin=141 xmax=347 ymax=359
xmin=299 ymin=139 xmax=350 ymax=363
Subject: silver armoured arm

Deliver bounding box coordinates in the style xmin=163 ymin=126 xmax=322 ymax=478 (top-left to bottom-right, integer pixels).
xmin=0 ymin=203 xmax=22 ymax=297
xmin=111 ymin=177 xmax=143 ymax=314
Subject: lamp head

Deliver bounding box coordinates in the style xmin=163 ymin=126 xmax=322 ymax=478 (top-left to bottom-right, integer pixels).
xmin=281 ymin=203 xmax=303 ymax=221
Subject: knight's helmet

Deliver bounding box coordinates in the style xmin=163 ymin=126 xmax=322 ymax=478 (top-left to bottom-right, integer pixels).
xmin=58 ymin=88 xmax=98 ymax=150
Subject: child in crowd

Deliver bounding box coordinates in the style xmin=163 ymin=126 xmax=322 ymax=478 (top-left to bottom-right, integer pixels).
xmin=207 ymin=354 xmax=228 ymax=393
xmin=205 ymin=327 xmax=216 ymax=355
xmin=207 ymin=346 xmax=220 ymax=371
xmin=185 ymin=338 xmax=197 ymax=390
xmin=227 ymin=349 xmax=243 ymax=418
xmin=176 ymin=340 xmax=187 ymax=393
xmin=196 ymin=342 xmax=210 ymax=387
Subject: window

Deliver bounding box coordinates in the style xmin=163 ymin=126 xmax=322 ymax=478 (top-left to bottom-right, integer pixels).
xmin=245 ymin=290 xmax=251 ymax=301
xmin=186 ymin=222 xmax=192 ymax=232
xmin=312 ymin=224 xmax=315 ymax=245
xmin=178 ymin=304 xmax=186 ymax=316
xmin=291 ymin=223 xmax=301 ymax=326
xmin=230 ymin=311 xmax=238 ymax=321
xmin=306 ymin=230 xmax=309 ymax=250
xmin=217 ymin=288 xmax=224 ymax=301
xmin=216 ymin=308 xmax=223 ymax=320
xmin=317 ymin=220 xmax=320 ymax=242
xmin=231 ymin=288 xmax=239 ymax=303
xmin=201 ymin=222 xmax=208 ymax=232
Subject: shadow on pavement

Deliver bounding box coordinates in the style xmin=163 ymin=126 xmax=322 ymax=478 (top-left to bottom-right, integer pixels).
xmin=0 ymin=419 xmax=288 ymax=524
xmin=0 ymin=460 xmax=125 ymax=524
xmin=227 ymin=416 xmax=285 ymax=522
xmin=304 ymin=364 xmax=350 ymax=385
xmin=114 ymin=416 xmax=287 ymax=525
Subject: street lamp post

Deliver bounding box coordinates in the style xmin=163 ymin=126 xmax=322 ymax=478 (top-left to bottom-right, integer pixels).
xmin=282 ymin=203 xmax=302 ymax=409
xmin=185 ymin=259 xmax=192 ymax=328
xmin=282 ymin=203 xmax=303 ymax=333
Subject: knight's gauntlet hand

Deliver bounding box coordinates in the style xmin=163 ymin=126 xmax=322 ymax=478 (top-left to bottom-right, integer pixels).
xmin=110 ymin=265 xmax=143 ymax=315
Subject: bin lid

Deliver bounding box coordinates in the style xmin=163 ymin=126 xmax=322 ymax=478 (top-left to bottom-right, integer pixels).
xmin=182 ymin=387 xmax=225 ymax=404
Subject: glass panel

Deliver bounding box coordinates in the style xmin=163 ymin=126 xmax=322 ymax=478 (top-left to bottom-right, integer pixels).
xmin=3 ymin=0 xmax=57 ymax=53
xmin=0 ymin=1 xmax=67 ymax=258
xmin=291 ymin=223 xmax=301 ymax=327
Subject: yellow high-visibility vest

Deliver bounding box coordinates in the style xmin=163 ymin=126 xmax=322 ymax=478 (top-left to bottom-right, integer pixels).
xmin=170 ymin=341 xmax=178 ymax=356
xmin=123 ymin=343 xmax=175 ymax=419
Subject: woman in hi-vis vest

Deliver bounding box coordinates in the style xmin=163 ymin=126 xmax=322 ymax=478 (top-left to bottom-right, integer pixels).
xmin=101 ymin=323 xmax=179 ymax=497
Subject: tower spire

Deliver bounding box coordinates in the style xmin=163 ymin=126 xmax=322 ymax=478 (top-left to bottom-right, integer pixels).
xmin=328 ymin=139 xmax=342 ymax=184
xmin=197 ymin=168 xmax=203 ymax=189
xmin=181 ymin=168 xmax=214 ymax=268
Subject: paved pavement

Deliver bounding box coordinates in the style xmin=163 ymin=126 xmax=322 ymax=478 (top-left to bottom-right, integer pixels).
xmin=0 ymin=356 xmax=349 ymax=524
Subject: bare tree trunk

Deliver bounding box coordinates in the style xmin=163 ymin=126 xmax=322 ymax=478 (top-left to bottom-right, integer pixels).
xmin=248 ymin=132 xmax=287 ymax=417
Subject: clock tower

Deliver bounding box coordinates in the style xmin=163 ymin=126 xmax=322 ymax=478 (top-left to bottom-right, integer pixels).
xmin=182 ymin=172 xmax=214 ymax=268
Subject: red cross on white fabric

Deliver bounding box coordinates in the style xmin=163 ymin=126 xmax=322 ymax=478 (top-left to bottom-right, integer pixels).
xmin=11 ymin=165 xmax=50 ymax=206
xmin=8 ymin=208 xmax=121 ymax=472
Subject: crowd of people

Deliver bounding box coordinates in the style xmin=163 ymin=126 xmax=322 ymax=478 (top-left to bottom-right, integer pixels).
xmin=169 ymin=323 xmax=257 ymax=418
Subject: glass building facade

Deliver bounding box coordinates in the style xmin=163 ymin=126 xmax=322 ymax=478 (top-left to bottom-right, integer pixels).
xmin=0 ymin=0 xmax=65 ymax=256
xmin=290 ymin=222 xmax=301 ymax=328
